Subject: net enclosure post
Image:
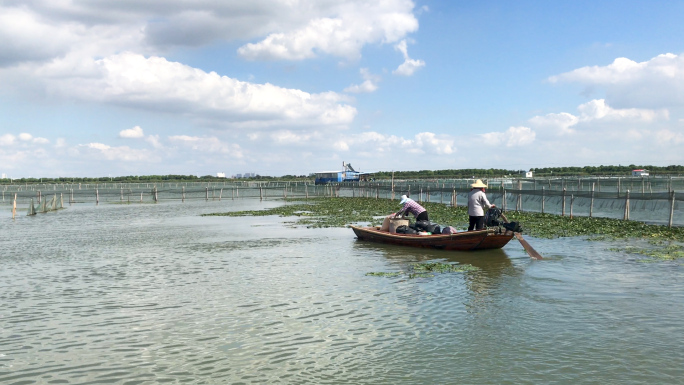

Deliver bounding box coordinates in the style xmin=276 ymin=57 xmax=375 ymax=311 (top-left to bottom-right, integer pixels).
xmin=590 ymin=183 xmax=595 ymax=218
xmin=624 ymin=190 xmax=630 ymax=221
xmin=669 ymin=191 xmax=676 ymax=228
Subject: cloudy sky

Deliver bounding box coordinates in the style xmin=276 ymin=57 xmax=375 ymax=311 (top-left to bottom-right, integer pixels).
xmin=2 ymin=0 xmax=684 ymax=178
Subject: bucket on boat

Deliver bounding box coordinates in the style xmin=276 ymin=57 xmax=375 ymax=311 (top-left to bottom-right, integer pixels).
xmin=389 ymin=218 xmax=409 ymax=233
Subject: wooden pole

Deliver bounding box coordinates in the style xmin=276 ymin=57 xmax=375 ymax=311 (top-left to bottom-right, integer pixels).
xmin=12 ymin=193 xmax=16 ymax=219
xmin=562 ymin=188 xmax=566 ymax=216
xmin=96 ymin=189 xmax=99 ymax=205
xmin=391 ymin=171 xmax=395 ymax=200
xmin=305 ymin=184 xmax=308 ymax=199
xmin=38 ymin=190 xmax=41 ymax=204
xmin=669 ymin=191 xmax=676 ymax=228
xmin=518 ymin=180 xmax=523 ymax=212
xmin=617 ymin=178 xmax=621 ymax=197
xmin=219 ymin=188 xmax=223 ymax=201
xmin=541 ymin=187 xmax=545 ymax=214
xmin=570 ymin=194 xmax=574 ymax=219
xmin=205 ymin=187 xmax=209 ymax=201
xmin=624 ymin=190 xmax=630 ymax=220
xmin=182 ymin=186 xmax=185 ymax=202
xmin=70 ymin=189 xmax=74 ymax=205
xmin=590 ymin=183 xmax=595 ymax=218
xmin=260 ymin=186 xmax=263 ymax=201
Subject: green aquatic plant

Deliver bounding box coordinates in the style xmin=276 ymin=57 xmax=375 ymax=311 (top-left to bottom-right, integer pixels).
xmin=411 ymin=262 xmax=480 ymax=273
xmin=366 ymin=262 xmax=479 ymax=279
xmin=365 ymin=272 xmax=403 ymax=277
xmin=610 ymin=242 xmax=684 ymax=262
xmin=203 ymin=197 xmax=684 ymax=240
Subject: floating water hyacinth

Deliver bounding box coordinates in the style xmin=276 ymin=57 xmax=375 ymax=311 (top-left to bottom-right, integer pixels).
xmin=204 ymin=197 xmax=684 ymax=241
xmin=366 ymin=262 xmax=480 ymax=279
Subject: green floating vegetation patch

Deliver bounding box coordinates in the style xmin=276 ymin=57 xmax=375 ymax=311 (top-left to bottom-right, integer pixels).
xmin=365 ymin=272 xmax=403 ymax=277
xmin=366 ymin=262 xmax=480 ymax=279
xmin=609 ymin=242 xmax=684 ymax=262
xmin=203 ymin=197 xmax=684 ymax=240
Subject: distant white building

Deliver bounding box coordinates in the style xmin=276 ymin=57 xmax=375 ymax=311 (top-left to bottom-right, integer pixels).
xmin=525 ymin=171 xmax=534 ymax=178
xmin=1 ymin=173 xmax=6 ymax=179
xmin=632 ymin=169 xmax=649 ymax=177
xmin=217 ymin=172 xmax=226 ymax=178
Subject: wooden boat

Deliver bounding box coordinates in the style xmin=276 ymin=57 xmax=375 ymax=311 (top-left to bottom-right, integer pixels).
xmin=350 ymin=226 xmax=514 ymax=251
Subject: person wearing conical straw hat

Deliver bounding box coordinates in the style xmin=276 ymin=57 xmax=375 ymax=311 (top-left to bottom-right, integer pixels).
xmin=467 ymin=179 xmax=495 ymax=231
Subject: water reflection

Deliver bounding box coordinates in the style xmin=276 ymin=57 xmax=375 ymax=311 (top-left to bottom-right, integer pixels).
xmin=351 ymin=240 xmax=519 ymax=300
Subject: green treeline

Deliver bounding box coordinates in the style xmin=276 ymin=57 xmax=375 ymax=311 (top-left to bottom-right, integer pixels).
xmin=2 ymin=165 xmax=683 ymax=185
xmin=374 ymin=165 xmax=684 ymax=179
xmin=0 ymin=174 xmax=312 ymax=184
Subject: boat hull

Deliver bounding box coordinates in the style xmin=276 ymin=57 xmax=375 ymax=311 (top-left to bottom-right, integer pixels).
xmin=351 ymin=226 xmax=513 ymax=251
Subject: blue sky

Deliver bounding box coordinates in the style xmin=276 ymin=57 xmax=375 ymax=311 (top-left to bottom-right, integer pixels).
xmin=2 ymin=0 xmax=684 ymax=178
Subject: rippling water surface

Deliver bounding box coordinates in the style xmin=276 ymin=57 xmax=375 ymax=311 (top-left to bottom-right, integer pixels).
xmin=1 ymin=200 xmax=683 ymax=384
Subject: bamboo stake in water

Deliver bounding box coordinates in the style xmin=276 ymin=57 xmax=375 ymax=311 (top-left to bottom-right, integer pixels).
xmin=590 ymin=183 xmax=595 ymax=218
xmin=570 ymin=194 xmax=574 ymax=219
xmin=541 ymin=187 xmax=545 ymax=214
xmin=562 ymin=188 xmax=566 ymax=216
xmin=624 ymin=190 xmax=630 ymax=220
xmin=96 ymin=189 xmax=99 ymax=205
xmin=182 ymin=186 xmax=185 ymax=202
xmin=12 ymin=193 xmax=16 ymax=219
xmin=669 ymin=191 xmax=675 ymax=228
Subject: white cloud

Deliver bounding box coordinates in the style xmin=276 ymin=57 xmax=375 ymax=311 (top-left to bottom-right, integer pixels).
xmin=655 ymin=129 xmax=684 ymax=145
xmin=33 ymin=137 xmax=49 ymax=144
xmin=119 ymin=126 xmax=145 ymax=138
xmin=27 ymin=52 xmax=356 ymax=129
xmin=576 ymin=99 xmax=668 ymax=122
xmin=481 ymin=126 xmax=536 ymax=147
xmin=528 ymin=112 xmax=579 ymax=135
xmin=344 ymin=68 xmax=380 ymax=93
xmin=330 ymin=131 xmax=453 ymax=155
xmin=237 ymin=1 xmax=419 ymax=61
xmin=549 ymin=53 xmax=684 ymax=108
xmin=392 ymin=40 xmax=425 ymax=76
xmin=169 ymin=135 xmax=243 ymax=157
xmin=145 ymin=135 xmax=163 ymax=149
xmin=528 ymin=99 xmax=668 ymax=137
xmin=0 ymin=134 xmax=16 ymax=146
xmin=81 ymin=143 xmax=153 ymax=161
xmin=18 ymin=133 xmax=33 ymax=141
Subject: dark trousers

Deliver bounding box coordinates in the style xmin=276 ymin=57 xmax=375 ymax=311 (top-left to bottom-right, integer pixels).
xmin=416 ymin=211 xmax=429 ymax=222
xmin=468 ymin=216 xmax=484 ymax=231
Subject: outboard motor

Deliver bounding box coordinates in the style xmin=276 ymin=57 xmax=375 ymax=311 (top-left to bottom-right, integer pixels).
xmin=485 ymin=207 xmax=523 ymax=233
xmin=484 ymin=207 xmax=503 ymax=227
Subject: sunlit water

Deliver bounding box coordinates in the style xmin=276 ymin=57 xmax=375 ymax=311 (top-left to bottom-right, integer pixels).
xmin=1 ymin=200 xmax=683 ymax=384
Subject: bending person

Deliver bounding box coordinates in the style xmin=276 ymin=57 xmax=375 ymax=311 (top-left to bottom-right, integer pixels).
xmin=467 ymin=179 xmax=495 ymax=231
xmin=396 ymin=195 xmax=429 ymax=222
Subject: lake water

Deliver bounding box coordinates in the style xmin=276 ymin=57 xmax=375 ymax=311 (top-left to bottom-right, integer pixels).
xmin=1 ymin=199 xmax=683 ymax=384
